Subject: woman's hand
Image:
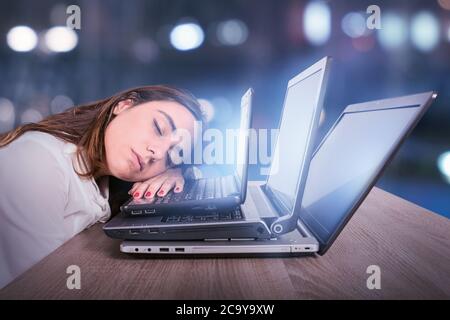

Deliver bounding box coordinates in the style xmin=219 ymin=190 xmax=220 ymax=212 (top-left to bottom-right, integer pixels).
xmin=129 ymin=167 xmax=184 ymax=199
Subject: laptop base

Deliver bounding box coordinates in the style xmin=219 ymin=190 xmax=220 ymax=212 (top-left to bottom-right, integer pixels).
xmin=120 ymin=224 xmax=319 ymax=256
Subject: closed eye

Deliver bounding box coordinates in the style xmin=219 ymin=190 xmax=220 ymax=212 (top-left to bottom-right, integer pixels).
xmin=153 ymin=119 xmax=163 ymax=136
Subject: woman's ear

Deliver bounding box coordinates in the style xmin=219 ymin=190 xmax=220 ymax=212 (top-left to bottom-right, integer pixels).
xmin=113 ymin=99 xmax=134 ymax=115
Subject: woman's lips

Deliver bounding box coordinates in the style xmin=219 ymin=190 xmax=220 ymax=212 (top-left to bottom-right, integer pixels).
xmin=131 ymin=149 xmax=143 ymax=171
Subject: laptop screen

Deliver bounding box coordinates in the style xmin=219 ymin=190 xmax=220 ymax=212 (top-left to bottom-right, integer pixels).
xmin=236 ymin=90 xmax=252 ymax=188
xmin=299 ymin=105 xmax=421 ymax=251
xmin=266 ymin=69 xmax=324 ymax=212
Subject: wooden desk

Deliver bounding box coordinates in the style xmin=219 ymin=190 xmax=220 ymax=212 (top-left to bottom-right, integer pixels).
xmin=1 ymin=187 xmax=449 ymax=299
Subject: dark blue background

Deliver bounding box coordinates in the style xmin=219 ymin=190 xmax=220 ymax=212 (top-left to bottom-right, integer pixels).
xmin=0 ymin=0 xmax=448 ymax=218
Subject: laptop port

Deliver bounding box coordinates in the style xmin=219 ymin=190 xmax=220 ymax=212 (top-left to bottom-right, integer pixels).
xmin=131 ymin=210 xmax=142 ymax=215
xmin=175 ymin=248 xmax=185 ymax=252
xmin=147 ymin=248 xmax=152 ymax=252
xmin=134 ymin=248 xmax=139 ymax=252
xmin=144 ymin=209 xmax=156 ymax=214
xmin=159 ymin=248 xmax=169 ymax=252
xmin=129 ymin=229 xmax=141 ymax=235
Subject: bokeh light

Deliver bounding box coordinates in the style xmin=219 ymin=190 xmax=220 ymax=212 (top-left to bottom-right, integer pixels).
xmin=410 ymin=11 xmax=440 ymax=52
xmin=132 ymin=37 xmax=159 ymax=63
xmin=437 ymin=151 xmax=450 ymax=183
xmin=20 ymin=108 xmax=43 ymax=124
xmin=303 ymin=1 xmax=331 ymax=46
xmin=44 ymin=26 xmax=78 ymax=52
xmin=352 ymin=36 xmax=375 ymax=52
xmin=170 ymin=22 xmax=204 ymax=51
xmin=216 ymin=19 xmax=249 ymax=46
xmin=377 ymin=13 xmax=408 ymax=50
xmin=0 ymin=98 xmax=15 ymax=133
xmin=7 ymin=26 xmax=38 ymax=52
xmin=341 ymin=12 xmax=366 ymax=38
xmin=50 ymin=95 xmax=74 ymax=114
xmin=437 ymin=0 xmax=450 ymax=11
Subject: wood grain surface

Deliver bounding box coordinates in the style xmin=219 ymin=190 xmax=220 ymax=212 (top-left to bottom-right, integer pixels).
xmin=1 ymin=187 xmax=449 ymax=300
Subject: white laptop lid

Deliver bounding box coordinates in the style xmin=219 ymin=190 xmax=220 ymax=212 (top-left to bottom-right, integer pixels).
xmin=299 ymin=92 xmax=436 ymax=255
xmin=235 ymin=88 xmax=253 ymax=202
xmin=264 ymin=57 xmax=332 ymax=234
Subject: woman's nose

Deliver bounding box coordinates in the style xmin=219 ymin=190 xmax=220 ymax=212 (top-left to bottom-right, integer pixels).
xmin=147 ymin=139 xmax=174 ymax=160
xmin=147 ymin=146 xmax=164 ymax=160
xmin=146 ymin=135 xmax=181 ymax=161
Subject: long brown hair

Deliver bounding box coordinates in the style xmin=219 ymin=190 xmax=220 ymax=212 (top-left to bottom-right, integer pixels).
xmin=0 ymin=85 xmax=206 ymax=179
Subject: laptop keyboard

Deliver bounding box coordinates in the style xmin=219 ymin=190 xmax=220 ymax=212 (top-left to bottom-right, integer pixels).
xmin=160 ymin=207 xmax=244 ymax=224
xmin=153 ymin=175 xmax=239 ymax=204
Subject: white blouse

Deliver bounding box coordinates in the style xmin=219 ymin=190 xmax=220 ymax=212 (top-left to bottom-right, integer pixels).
xmin=0 ymin=131 xmax=111 ymax=289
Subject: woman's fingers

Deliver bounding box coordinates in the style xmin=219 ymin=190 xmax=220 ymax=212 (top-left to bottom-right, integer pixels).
xmin=129 ymin=167 xmax=186 ymax=199
xmin=157 ymin=179 xmax=177 ymax=197
xmin=144 ymin=178 xmax=167 ymax=199
xmin=129 ymin=182 xmax=141 ymax=196
xmin=173 ymin=179 xmax=185 ymax=193
xmin=160 ymin=178 xmax=185 ymax=196
xmin=132 ymin=183 xmax=151 ymax=199
xmin=129 ymin=178 xmax=157 ymax=197
xmin=149 ymin=177 xmax=184 ymax=198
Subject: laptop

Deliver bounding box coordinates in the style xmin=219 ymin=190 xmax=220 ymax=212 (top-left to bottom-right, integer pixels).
xmin=120 ymin=91 xmax=437 ymax=256
xmin=120 ymin=88 xmax=254 ymax=216
xmin=103 ymin=56 xmax=332 ymax=241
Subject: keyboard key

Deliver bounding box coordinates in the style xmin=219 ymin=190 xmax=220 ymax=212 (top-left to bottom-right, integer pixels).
xmin=196 ymin=179 xmax=206 ymax=200
xmin=215 ymin=177 xmax=222 ymax=198
xmin=204 ymin=179 xmax=215 ymax=199
xmin=219 ymin=212 xmax=232 ymax=220
xmin=172 ymin=193 xmax=183 ymax=202
xmin=161 ymin=207 xmax=244 ymax=224
xmin=185 ymin=180 xmax=197 ymax=196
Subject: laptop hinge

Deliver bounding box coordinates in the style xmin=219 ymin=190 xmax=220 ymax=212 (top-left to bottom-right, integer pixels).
xmin=261 ymin=195 xmax=316 ymax=239
xmin=261 ymin=184 xmax=307 ymax=236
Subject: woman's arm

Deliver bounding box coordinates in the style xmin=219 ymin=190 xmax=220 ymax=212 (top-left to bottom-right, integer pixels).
xmin=0 ymin=141 xmax=68 ymax=288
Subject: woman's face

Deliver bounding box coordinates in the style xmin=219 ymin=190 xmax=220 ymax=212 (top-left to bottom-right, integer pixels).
xmin=104 ymin=100 xmax=196 ymax=181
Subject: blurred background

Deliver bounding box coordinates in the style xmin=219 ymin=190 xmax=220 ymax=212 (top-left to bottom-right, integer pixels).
xmin=0 ymin=0 xmax=449 ymax=218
